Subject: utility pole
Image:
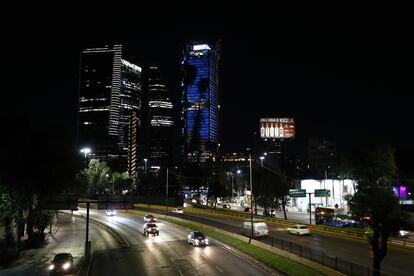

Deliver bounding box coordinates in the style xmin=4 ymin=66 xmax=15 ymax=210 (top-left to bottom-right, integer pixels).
xmin=308 ymin=192 xmax=313 ymax=224
xmin=165 ymin=168 xmax=169 ymax=218
xmin=249 ymin=154 xmax=254 ymax=244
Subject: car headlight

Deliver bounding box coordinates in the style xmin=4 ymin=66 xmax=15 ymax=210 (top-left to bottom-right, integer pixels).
xmin=205 ymin=239 xmax=209 ymax=244
xmin=195 ymin=240 xmax=199 ymax=244
xmin=156 ymin=227 xmax=159 ymax=230
xmin=63 ymin=262 xmax=71 ymax=270
xmin=49 ymin=264 xmax=54 ymax=270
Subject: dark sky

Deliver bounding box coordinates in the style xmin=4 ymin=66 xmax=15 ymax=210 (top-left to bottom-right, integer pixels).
xmin=2 ymin=4 xmax=414 ymax=156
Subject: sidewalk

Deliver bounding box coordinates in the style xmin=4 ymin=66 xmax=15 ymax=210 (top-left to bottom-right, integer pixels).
xmin=0 ymin=214 xmax=85 ymax=276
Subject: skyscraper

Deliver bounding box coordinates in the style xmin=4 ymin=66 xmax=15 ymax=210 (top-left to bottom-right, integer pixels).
xmin=147 ymin=65 xmax=174 ymax=168
xmin=181 ymin=42 xmax=221 ymax=163
xmin=78 ymin=45 xmax=142 ymax=172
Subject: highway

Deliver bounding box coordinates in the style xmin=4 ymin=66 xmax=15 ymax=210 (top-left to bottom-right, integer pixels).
xmin=0 ymin=213 xmax=118 ymax=276
xmin=75 ymin=208 xmax=279 ymax=276
xmin=149 ymin=209 xmax=414 ymax=276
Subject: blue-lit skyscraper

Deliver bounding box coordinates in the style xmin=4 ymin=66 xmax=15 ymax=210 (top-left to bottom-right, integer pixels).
xmin=182 ymin=42 xmax=221 ymax=163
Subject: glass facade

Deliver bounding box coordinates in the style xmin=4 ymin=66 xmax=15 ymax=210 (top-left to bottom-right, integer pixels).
xmin=119 ymin=59 xmax=142 ymax=171
xmin=78 ymin=45 xmax=142 ymax=172
xmin=182 ymin=43 xmax=219 ymax=162
xmin=147 ymin=65 xmax=174 ymax=167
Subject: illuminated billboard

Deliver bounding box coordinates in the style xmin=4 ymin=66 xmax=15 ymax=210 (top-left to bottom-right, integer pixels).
xmin=260 ymin=118 xmax=295 ymax=139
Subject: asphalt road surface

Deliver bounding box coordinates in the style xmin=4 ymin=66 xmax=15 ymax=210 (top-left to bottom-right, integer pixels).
xmin=75 ymin=208 xmax=279 ymax=276
xmin=148 ymin=208 xmax=413 ymax=276
xmin=0 ymin=213 xmax=118 ymax=276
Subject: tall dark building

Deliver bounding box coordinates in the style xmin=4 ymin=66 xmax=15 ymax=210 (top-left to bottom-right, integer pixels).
xmin=147 ymin=65 xmax=174 ymax=168
xmin=307 ymin=138 xmax=337 ymax=179
xmin=181 ymin=42 xmax=221 ymax=163
xmin=78 ymin=45 xmax=142 ymax=172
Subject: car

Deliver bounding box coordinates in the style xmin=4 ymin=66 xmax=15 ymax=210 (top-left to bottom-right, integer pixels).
xmin=287 ymin=224 xmax=311 ymax=236
xmin=240 ymin=220 xmax=269 ymax=237
xmin=105 ymin=209 xmax=116 ymax=216
xmin=187 ymin=231 xmax=209 ymax=246
xmin=244 ymin=207 xmax=252 ymax=213
xmin=49 ymin=252 xmax=74 ymax=274
xmin=263 ymin=209 xmax=275 ymax=217
xmin=172 ymin=208 xmax=184 ymax=214
xmin=144 ymin=214 xmax=156 ymax=223
xmin=143 ymin=223 xmax=159 ymax=236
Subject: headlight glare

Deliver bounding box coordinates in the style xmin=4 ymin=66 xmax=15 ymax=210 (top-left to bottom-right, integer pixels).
xmin=49 ymin=264 xmax=54 ymax=270
xmin=63 ymin=262 xmax=71 ymax=270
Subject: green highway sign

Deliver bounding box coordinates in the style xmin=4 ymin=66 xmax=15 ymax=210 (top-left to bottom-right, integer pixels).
xmin=289 ymin=189 xmax=307 ymax=197
xmin=314 ymin=189 xmax=331 ymax=197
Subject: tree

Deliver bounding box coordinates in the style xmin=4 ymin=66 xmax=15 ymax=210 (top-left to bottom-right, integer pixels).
xmin=348 ymin=144 xmax=411 ymax=276
xmin=80 ymin=159 xmax=111 ymax=194
xmin=207 ymin=173 xmax=227 ymax=207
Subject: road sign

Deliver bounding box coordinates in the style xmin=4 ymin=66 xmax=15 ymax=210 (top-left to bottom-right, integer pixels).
xmin=97 ymin=195 xmax=133 ymax=210
xmin=289 ymin=189 xmax=307 ymax=197
xmin=314 ymin=189 xmax=331 ymax=197
xmin=39 ymin=195 xmax=79 ymax=210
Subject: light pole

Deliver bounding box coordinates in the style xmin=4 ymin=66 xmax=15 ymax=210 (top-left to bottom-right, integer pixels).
xmin=80 ymin=147 xmax=91 ymax=168
xmin=165 ymin=168 xmax=169 ymax=218
xmin=144 ymin=158 xmax=148 ymax=173
xmin=260 ymin=156 xmax=265 ymax=167
xmin=249 ymin=154 xmax=254 ymax=244
xmin=236 ymin=169 xmax=241 ymax=197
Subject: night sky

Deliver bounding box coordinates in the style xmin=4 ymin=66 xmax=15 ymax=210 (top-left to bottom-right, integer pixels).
xmin=3 ymin=4 xmax=413 ymax=157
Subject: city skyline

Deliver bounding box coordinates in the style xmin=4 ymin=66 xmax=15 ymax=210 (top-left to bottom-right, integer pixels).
xmin=3 ymin=5 xmax=414 ymax=156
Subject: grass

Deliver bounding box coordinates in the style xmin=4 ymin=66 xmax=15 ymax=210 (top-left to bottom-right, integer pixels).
xmin=161 ymin=216 xmax=324 ymax=276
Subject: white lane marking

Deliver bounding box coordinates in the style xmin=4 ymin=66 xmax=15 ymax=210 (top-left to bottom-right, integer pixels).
xmin=201 ymin=253 xmax=208 ymax=260
xmin=178 ymin=269 xmax=184 ymax=276
xmin=216 ymin=266 xmax=224 ymax=273
xmin=170 ymin=257 xmax=174 ymax=263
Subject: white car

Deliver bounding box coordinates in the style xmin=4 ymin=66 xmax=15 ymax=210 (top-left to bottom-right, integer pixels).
xmin=287 ymin=224 xmax=310 ymax=236
xmin=106 ymin=209 xmax=116 ymax=216
xmin=172 ymin=208 xmax=184 ymax=214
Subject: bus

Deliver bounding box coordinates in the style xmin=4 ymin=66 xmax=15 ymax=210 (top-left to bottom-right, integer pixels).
xmin=315 ymin=207 xmax=336 ymax=225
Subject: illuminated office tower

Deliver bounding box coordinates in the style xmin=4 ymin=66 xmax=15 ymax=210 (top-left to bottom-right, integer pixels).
xmin=181 ymin=42 xmax=221 ymax=163
xmin=147 ymin=65 xmax=174 ymax=168
xmin=78 ymin=45 xmax=142 ymax=172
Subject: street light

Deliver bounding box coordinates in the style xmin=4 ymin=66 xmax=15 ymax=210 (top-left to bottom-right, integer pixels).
xmin=260 ymin=156 xmax=265 ymax=167
xmin=249 ymin=154 xmax=254 ymax=244
xmin=143 ymin=158 xmax=148 ymax=172
xmin=80 ymin=147 xmax=91 ymax=168
xmin=80 ymin=147 xmax=91 ymax=158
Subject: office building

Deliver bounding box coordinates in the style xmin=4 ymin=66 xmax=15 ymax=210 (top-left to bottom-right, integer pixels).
xmin=181 ymin=42 xmax=221 ymax=163
xmin=307 ymin=138 xmax=337 ymax=179
xmin=147 ymin=65 xmax=174 ymax=168
xmin=78 ymin=45 xmax=142 ymax=173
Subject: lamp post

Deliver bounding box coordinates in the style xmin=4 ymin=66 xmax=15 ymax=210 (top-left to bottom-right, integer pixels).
xmin=249 ymin=154 xmax=254 ymax=244
xmin=165 ymin=168 xmax=169 ymax=218
xmin=144 ymin=158 xmax=148 ymax=173
xmin=80 ymin=147 xmax=91 ymax=168
xmin=236 ymin=169 xmax=241 ymax=197
xmin=260 ymin=156 xmax=265 ymax=167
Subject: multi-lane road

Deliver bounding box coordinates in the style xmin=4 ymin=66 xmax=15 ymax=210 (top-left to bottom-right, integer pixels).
xmin=151 ymin=209 xmax=414 ymax=276
xmin=76 ymin=209 xmax=279 ymax=276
